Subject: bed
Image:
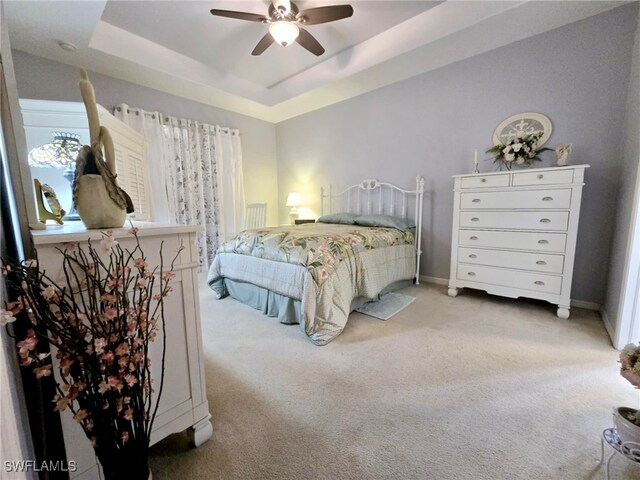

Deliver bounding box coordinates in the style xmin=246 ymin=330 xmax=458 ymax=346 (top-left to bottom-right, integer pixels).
xmin=207 ymin=177 xmax=425 ymax=345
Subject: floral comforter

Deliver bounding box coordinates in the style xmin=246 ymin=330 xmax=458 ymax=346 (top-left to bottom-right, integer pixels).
xmin=208 ymin=223 xmax=416 ymax=345
xmin=217 ymin=223 xmax=413 ymax=286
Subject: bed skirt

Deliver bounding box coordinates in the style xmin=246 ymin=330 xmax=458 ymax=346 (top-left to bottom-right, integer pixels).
xmin=218 ymin=277 xmax=413 ymax=327
xmin=208 ymin=244 xmax=417 ymax=345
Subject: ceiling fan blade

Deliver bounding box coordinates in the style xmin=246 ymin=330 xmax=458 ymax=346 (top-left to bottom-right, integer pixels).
xmin=296 ymin=28 xmax=325 ymax=56
xmin=297 ymin=5 xmax=353 ymax=25
xmin=252 ymin=33 xmax=275 ymax=56
xmin=210 ymin=9 xmax=267 ymax=22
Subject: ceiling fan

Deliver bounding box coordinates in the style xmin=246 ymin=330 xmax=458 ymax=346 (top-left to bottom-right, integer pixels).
xmin=210 ymin=0 xmax=353 ymax=56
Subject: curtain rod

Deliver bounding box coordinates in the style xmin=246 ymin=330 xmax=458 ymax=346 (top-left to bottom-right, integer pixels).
xmin=114 ymin=106 xmax=156 ymax=119
xmin=114 ymin=106 xmax=239 ymax=135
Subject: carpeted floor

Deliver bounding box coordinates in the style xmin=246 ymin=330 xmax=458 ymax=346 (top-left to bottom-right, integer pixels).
xmin=149 ymin=280 xmax=640 ymax=479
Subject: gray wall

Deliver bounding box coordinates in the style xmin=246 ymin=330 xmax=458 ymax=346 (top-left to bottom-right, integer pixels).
xmin=11 ymin=50 xmax=280 ymax=228
xmin=604 ymin=5 xmax=640 ymax=341
xmin=275 ymin=4 xmax=639 ymax=304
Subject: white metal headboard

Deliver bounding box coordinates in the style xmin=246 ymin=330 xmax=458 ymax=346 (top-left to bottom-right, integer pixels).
xmin=320 ymin=176 xmax=425 ymax=284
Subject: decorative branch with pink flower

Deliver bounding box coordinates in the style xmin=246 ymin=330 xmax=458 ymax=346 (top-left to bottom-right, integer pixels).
xmin=486 ymin=132 xmax=552 ymax=170
xmin=1 ymin=227 xmax=183 ymax=480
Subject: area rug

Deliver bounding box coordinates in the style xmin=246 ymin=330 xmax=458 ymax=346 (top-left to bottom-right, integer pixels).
xmin=354 ymin=292 xmax=416 ymax=320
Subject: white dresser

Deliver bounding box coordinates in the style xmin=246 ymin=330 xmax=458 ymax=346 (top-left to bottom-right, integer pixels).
xmin=31 ymin=223 xmax=212 ymax=480
xmin=447 ymin=165 xmax=589 ymax=319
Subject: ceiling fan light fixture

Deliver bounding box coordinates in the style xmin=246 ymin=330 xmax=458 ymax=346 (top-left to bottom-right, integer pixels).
xmin=269 ymin=21 xmax=299 ymax=47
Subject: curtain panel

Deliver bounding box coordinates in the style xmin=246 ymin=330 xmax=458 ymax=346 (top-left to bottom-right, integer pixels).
xmin=114 ymin=105 xmax=245 ymax=269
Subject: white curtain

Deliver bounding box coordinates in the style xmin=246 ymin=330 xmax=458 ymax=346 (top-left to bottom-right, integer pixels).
xmin=114 ymin=105 xmax=245 ymax=270
xmin=162 ymin=116 xmax=222 ymax=270
xmin=114 ymin=105 xmax=172 ymax=223
xmin=215 ymin=127 xmax=245 ymax=239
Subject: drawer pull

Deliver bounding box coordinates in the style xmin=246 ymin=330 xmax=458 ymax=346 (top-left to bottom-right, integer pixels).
xmin=537 ymin=174 xmax=544 ymax=179
xmin=542 ymin=196 xmax=553 ymax=201
xmin=471 ymin=217 xmax=480 ymax=222
xmin=467 ymin=272 xmax=476 ymax=276
xmin=540 ymin=218 xmax=551 ymax=223
xmin=472 ymin=198 xmax=481 ymax=203
xmin=468 ymin=254 xmax=477 ymax=259
xmin=480 ymin=178 xmax=487 ymax=183
xmin=536 ymin=260 xmax=547 ymax=265
xmin=470 ymin=236 xmax=478 ymax=240
xmin=538 ymin=239 xmax=549 ymax=244
xmin=534 ymin=280 xmax=545 ymax=286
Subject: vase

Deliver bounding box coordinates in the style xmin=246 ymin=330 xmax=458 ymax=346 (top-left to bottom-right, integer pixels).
xmin=99 ymin=461 xmax=150 ymax=480
xmin=76 ymin=175 xmax=127 ymax=228
xmin=73 ymin=146 xmax=130 ymax=229
xmin=613 ymin=406 xmax=640 ymax=444
xmin=96 ymin=441 xmax=150 ymax=480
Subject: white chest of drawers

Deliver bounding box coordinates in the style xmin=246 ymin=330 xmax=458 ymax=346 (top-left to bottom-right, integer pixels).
xmin=447 ymin=165 xmax=589 ymax=318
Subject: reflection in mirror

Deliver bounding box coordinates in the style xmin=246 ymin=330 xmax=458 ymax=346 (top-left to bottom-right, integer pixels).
xmin=28 ymin=132 xmax=82 ymax=219
xmin=20 ymin=99 xmax=90 ymax=221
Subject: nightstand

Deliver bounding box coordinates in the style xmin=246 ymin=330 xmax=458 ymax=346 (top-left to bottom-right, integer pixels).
xmin=295 ymin=219 xmax=315 ymax=225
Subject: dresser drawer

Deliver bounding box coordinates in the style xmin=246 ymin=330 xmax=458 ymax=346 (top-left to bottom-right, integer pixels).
xmin=458 ymin=247 xmax=564 ymax=274
xmin=459 ymin=211 xmax=569 ymax=231
xmin=458 ymin=230 xmax=567 ymax=252
xmin=460 ymin=174 xmax=510 ymax=189
xmin=512 ymin=169 xmax=574 ymax=186
xmin=457 ymin=264 xmax=562 ymax=294
xmin=460 ymin=189 xmax=571 ymax=210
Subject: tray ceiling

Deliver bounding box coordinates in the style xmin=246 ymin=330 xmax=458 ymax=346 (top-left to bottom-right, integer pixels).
xmin=5 ymin=1 xmax=627 ymax=123
xmin=102 ymin=1 xmax=438 ymax=89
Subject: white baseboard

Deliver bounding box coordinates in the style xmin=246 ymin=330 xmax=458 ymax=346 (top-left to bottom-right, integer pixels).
xmin=570 ymin=299 xmax=601 ymax=311
xmin=419 ymin=275 xmax=448 ymax=286
xmin=600 ymin=307 xmax=616 ymax=345
xmin=419 ymin=275 xmax=601 ymax=311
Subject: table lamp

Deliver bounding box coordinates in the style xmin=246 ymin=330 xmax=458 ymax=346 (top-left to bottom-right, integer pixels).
xmin=286 ymin=192 xmax=302 ymax=224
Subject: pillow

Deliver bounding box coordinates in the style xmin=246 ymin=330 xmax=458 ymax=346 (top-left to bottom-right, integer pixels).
xmin=354 ymin=214 xmax=416 ymax=231
xmin=316 ymin=212 xmax=358 ymax=225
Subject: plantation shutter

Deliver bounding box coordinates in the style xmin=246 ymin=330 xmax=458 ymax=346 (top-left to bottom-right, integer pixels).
xmin=98 ymin=107 xmax=151 ymax=221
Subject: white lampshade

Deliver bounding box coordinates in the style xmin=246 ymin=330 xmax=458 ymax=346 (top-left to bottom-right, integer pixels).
xmin=269 ymin=21 xmax=300 ymax=47
xmin=286 ymin=192 xmax=302 ymax=207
